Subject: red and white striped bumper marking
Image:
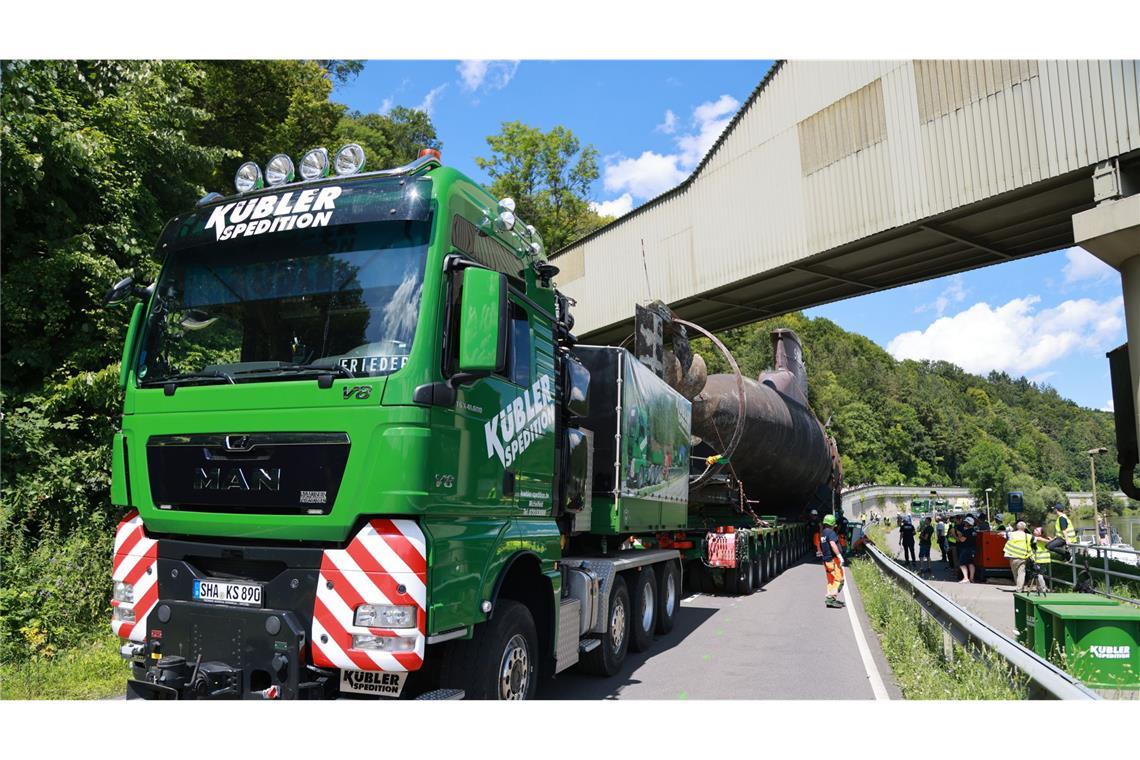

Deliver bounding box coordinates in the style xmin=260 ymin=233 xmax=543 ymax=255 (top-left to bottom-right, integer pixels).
xmin=312 ymin=518 xmax=427 ymax=673
xmin=111 ymin=510 xmax=159 ymax=642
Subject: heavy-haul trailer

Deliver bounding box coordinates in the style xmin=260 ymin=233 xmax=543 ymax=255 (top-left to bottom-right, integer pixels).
xmin=105 ymin=145 xmax=831 ymax=700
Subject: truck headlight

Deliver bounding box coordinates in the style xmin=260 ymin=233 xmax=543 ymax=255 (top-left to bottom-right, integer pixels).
xmin=113 ymin=581 xmax=135 ymax=603
xmin=334 ymin=143 xmax=366 ymax=175
xmin=234 ymin=161 xmax=263 ymax=193
xmin=354 ymin=604 xmax=416 ymax=629
xmin=299 ymin=147 xmax=330 ymax=180
xmin=113 ymin=606 xmax=136 ymax=623
xmin=352 ymin=634 xmax=416 ymax=652
xmin=265 ymin=153 xmax=295 ymax=186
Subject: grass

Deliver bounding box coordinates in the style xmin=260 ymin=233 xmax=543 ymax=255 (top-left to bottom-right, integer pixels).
xmin=850 ymin=557 xmax=1030 ymax=699
xmin=1 ymin=633 xmax=123 ymax=700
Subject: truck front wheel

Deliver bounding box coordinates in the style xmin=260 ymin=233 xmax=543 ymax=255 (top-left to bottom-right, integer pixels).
xmin=578 ymin=575 xmax=630 ymax=677
xmin=441 ymin=599 xmax=538 ymax=700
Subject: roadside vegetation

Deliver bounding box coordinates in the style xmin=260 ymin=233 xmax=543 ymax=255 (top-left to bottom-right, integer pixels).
xmin=0 ymin=634 xmax=121 ymax=700
xmin=850 ymin=557 xmax=1029 ymax=699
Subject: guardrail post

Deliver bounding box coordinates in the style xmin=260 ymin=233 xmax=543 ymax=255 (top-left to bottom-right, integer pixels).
xmin=1103 ymin=552 xmax=1110 ymax=594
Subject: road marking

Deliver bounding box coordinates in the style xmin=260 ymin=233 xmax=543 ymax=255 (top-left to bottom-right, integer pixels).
xmin=844 ymin=574 xmax=889 ymax=700
xmin=682 ymin=594 xmax=701 ymax=602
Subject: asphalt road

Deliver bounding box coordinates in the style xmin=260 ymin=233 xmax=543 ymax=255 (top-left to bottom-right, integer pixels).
xmin=539 ymin=556 xmax=900 ymax=699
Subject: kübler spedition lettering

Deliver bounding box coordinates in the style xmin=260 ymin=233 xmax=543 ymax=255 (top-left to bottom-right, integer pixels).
xmin=205 ymin=186 xmax=342 ymax=241
xmin=485 ymin=375 xmax=555 ymax=468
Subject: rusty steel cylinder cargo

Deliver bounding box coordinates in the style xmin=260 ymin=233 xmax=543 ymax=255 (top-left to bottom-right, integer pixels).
xmin=690 ymin=329 xmax=840 ymax=510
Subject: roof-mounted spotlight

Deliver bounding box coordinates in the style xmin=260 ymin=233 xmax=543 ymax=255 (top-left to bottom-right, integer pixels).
xmin=335 ymin=143 xmax=366 ymax=176
xmin=234 ymin=161 xmax=263 ymax=193
xmin=265 ymin=154 xmax=295 ymax=186
xmin=418 ymin=148 xmax=442 ymax=161
xmin=299 ymin=147 xmax=330 ymax=180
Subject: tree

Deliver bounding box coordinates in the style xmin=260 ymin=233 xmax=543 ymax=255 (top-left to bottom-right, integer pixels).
xmin=476 ymin=121 xmax=608 ymax=251
xmin=959 ymin=438 xmax=1014 ymax=500
xmin=334 ymin=106 xmax=442 ymax=170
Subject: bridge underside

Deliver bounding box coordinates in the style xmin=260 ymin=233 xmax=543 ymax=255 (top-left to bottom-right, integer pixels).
xmin=580 ymin=162 xmax=1119 ymax=345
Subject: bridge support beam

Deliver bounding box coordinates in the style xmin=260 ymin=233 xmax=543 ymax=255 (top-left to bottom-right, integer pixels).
xmin=1073 ymin=191 xmax=1140 ymax=455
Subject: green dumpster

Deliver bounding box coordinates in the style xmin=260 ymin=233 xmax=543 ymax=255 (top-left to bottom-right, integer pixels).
xmin=1012 ymin=593 xmax=1117 ymax=655
xmin=1038 ymin=604 xmax=1140 ymax=689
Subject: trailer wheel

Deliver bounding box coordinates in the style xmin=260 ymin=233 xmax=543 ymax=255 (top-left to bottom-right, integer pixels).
xmin=440 ymin=599 xmax=537 ymax=700
xmin=656 ymin=561 xmax=680 ymax=635
xmin=727 ymin=557 xmax=753 ymax=595
xmin=578 ymin=575 xmax=630 ymax=677
xmin=628 ymin=568 xmax=657 ymax=652
xmin=751 ymin=550 xmax=763 ymax=589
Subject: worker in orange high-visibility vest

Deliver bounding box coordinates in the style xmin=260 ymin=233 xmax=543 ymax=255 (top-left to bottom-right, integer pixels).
xmin=809 ymin=509 xmax=822 ymax=559
xmin=820 ymin=514 xmax=845 ymax=608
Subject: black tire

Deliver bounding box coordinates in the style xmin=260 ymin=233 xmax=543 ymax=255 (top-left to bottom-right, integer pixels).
xmin=628 ymin=568 xmax=657 ymax=652
xmin=750 ymin=550 xmax=762 ymax=589
xmin=737 ymin=557 xmax=754 ymax=595
xmin=439 ymin=599 xmax=537 ymax=700
xmin=656 ymin=561 xmax=680 ymax=635
xmin=578 ymin=575 xmax=630 ymax=677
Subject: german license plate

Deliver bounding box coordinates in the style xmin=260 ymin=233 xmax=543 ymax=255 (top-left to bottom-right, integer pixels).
xmin=193 ymin=578 xmax=263 ymax=607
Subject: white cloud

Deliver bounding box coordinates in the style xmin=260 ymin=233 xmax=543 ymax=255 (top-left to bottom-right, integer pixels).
xmin=655 ymin=109 xmax=677 ymax=134
xmin=378 ymin=97 xmax=393 ymax=115
xmin=415 ymin=84 xmax=447 ymax=115
xmin=457 ymin=60 xmax=519 ymax=92
xmin=590 ymin=193 xmax=634 ymax=218
xmin=915 ymin=274 xmax=968 ymax=316
xmin=1062 ymin=246 xmax=1115 ymax=284
xmin=603 ymin=94 xmax=740 ymax=202
xmin=1102 ymin=399 xmax=1115 ymax=413
xmin=603 ymin=151 xmax=687 ymax=200
xmin=887 ymin=295 xmax=1125 ymax=376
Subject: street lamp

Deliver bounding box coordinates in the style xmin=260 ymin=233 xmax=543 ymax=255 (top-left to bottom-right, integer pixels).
xmin=984 ymin=487 xmax=993 ymax=526
xmin=1087 ymin=446 xmax=1108 ymax=544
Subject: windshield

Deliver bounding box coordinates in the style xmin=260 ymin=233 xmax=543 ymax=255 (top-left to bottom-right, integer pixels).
xmin=136 ymin=219 xmax=431 ymax=386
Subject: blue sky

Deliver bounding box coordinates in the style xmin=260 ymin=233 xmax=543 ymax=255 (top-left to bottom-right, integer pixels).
xmin=333 ymin=61 xmax=1126 ymax=412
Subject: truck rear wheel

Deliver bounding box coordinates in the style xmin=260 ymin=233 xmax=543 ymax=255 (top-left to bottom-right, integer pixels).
xmin=656 ymin=561 xmax=680 ymax=635
xmin=751 ymin=551 xmax=763 ymax=588
xmin=628 ymin=568 xmax=657 ymax=652
xmin=578 ymin=575 xmax=630 ymax=677
xmin=440 ymin=599 xmax=538 ymax=700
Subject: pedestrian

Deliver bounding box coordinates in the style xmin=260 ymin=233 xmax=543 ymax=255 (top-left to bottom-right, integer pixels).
xmin=820 ymin=514 xmax=845 ymax=608
xmin=947 ymin=516 xmax=960 ymax=569
xmin=1097 ymin=517 xmax=1109 ymax=547
xmin=899 ymin=517 xmax=916 ymax=567
xmin=918 ymin=517 xmax=934 ymax=576
xmin=1046 ymin=504 xmax=1076 ymax=561
xmin=1002 ymin=521 xmax=1031 ymax=591
xmin=807 ymin=509 xmax=821 ymax=557
xmin=977 ymin=512 xmax=991 ymax=532
xmin=957 ymin=515 xmax=978 ymax=583
xmin=935 ymin=516 xmax=948 ymax=562
xmin=1028 ymin=527 xmax=1052 ymax=593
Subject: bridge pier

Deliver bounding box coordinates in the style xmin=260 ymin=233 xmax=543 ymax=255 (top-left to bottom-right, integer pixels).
xmin=1074 ymin=170 xmax=1140 ymax=496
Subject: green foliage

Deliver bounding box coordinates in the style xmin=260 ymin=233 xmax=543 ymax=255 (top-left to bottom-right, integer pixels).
xmin=851 ymin=558 xmax=1028 ymax=699
xmin=0 ymin=633 xmax=123 ymax=699
xmin=333 ymin=106 xmax=442 ymax=170
xmin=476 ymin=121 xmax=609 ymax=251
xmin=694 ymin=312 xmax=1120 ymax=500
xmin=0 ymin=60 xmax=437 ymax=664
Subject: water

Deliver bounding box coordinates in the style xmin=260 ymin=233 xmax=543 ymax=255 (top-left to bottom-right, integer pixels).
xmin=1074 ymin=515 xmax=1140 ymax=549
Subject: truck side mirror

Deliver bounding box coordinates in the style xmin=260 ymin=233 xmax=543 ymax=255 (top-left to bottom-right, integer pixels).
xmin=458 ymin=267 xmax=507 ymax=375
xmin=119 ymin=303 xmax=144 ymax=391
xmin=104 ymin=275 xmax=135 ymax=305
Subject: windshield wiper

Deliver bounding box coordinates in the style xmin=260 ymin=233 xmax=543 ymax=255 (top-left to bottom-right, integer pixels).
xmin=143 ymin=369 xmax=235 ymax=395
xmin=233 ymin=363 xmax=357 ymax=379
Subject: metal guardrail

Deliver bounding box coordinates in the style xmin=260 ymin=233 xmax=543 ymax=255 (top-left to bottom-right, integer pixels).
xmin=1043 ymin=543 xmax=1140 ymax=606
xmin=865 ymin=544 xmax=1100 ymax=700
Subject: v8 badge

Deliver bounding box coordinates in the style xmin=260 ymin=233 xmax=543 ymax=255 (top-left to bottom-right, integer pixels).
xmin=342 ymin=385 xmax=372 ymax=400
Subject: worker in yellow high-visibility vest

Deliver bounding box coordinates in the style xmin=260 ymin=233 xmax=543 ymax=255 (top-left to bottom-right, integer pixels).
xmin=1046 ymin=503 xmax=1076 ymax=562
xmin=1002 ymin=521 xmax=1032 ymax=591
xmin=946 ymin=516 xmax=959 ymax=570
xmin=1027 ymin=526 xmax=1052 ymax=594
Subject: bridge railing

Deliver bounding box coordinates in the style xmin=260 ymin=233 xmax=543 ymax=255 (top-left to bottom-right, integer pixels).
xmin=864 ymin=543 xmax=1100 ymax=700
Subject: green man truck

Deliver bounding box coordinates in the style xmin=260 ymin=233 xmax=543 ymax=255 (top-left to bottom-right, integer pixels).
xmin=105 ymin=144 xmax=836 ymax=700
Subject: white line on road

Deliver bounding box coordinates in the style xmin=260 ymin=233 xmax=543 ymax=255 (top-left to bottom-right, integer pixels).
xmin=844 ymin=574 xmax=889 ymax=700
xmin=681 ymin=593 xmax=701 ymax=603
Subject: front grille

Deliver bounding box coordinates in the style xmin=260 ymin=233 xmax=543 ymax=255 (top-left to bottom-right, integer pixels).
xmin=146 ymin=433 xmax=350 ymax=515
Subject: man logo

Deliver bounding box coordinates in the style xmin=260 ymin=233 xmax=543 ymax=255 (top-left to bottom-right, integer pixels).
xmin=193 ymin=467 xmax=281 ymax=492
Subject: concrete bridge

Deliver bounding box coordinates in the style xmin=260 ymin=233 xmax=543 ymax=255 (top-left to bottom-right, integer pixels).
xmin=551 ymin=60 xmax=1140 ymax=464
xmin=842 ymin=484 xmax=1131 ymax=517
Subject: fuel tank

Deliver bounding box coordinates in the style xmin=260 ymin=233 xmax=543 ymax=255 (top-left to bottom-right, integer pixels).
xmin=691 ymin=329 xmax=841 ymax=514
